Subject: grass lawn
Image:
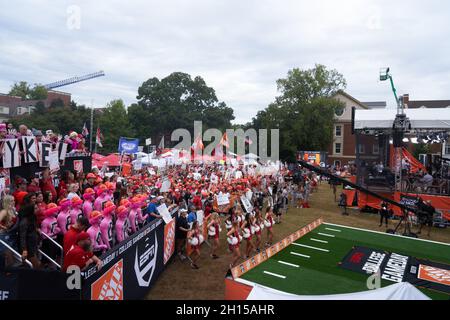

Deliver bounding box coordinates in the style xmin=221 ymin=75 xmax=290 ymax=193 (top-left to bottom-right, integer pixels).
xmin=240 ymin=222 xmax=450 ymax=300
xmin=146 ymin=183 xmax=450 ymax=300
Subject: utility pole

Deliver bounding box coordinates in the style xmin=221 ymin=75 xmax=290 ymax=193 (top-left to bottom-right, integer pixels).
xmin=90 ymin=99 xmax=94 ymax=152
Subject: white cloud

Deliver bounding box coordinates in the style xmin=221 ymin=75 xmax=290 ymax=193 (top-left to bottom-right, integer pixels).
xmin=1 ymin=0 xmax=450 ymax=123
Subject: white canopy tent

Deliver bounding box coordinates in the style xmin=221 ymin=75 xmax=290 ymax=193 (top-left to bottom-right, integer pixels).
xmin=354 ymin=107 xmax=450 ymax=131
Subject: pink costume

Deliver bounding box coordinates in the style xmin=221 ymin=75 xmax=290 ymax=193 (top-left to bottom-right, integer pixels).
xmin=82 ymin=189 xmax=95 ymax=218
xmin=87 ymin=211 xmax=108 ymax=254
xmin=69 ymin=197 xmax=84 ymax=224
xmin=100 ymin=202 xmax=116 ymax=250
xmin=129 ymin=197 xmax=144 ymax=234
xmin=41 ymin=204 xmax=61 ymax=239
xmin=115 ymin=206 xmax=129 ymax=243
xmin=94 ymin=184 xmax=110 ymax=212
xmin=57 ymin=199 xmax=72 ymax=235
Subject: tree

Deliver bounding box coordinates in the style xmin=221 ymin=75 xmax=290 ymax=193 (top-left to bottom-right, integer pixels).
xmin=9 ymin=81 xmax=48 ymax=100
xmin=34 ymin=101 xmax=46 ymax=114
xmin=29 ymin=84 xmax=48 ymax=100
xmin=9 ymin=81 xmax=30 ymax=99
xmin=49 ymin=98 xmax=65 ymax=108
xmin=130 ymin=72 xmax=235 ymax=145
xmin=98 ymin=99 xmax=135 ymax=153
xmin=251 ymin=64 xmax=347 ymax=161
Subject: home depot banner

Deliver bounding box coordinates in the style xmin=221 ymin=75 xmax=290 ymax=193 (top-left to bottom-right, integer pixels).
xmin=230 ymin=218 xmax=323 ymax=279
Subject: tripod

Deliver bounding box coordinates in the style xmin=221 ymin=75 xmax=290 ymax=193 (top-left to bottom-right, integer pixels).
xmin=387 ymin=208 xmax=418 ymax=238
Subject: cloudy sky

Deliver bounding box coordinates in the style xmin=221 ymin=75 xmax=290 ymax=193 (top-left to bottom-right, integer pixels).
xmin=1 ymin=0 xmax=450 ymax=123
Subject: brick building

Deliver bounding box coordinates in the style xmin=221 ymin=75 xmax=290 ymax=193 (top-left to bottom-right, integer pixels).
xmin=327 ymin=90 xmax=379 ymax=167
xmin=0 ymin=90 xmax=71 ymax=122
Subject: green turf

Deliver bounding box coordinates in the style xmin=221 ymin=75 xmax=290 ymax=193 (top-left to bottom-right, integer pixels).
xmin=240 ymin=223 xmax=450 ymax=300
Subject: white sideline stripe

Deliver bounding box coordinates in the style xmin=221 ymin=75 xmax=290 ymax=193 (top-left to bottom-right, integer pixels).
xmin=263 ymin=271 xmax=286 ymax=279
xmin=310 ymin=238 xmax=328 ymax=244
xmin=278 ymin=261 xmax=300 ymax=268
xmin=325 ymin=227 xmax=341 ymax=232
xmin=318 ymin=233 xmax=335 ymax=238
xmin=290 ymin=252 xmax=310 ymax=258
xmin=323 ymin=222 xmax=450 ymax=247
xmin=292 ymin=243 xmax=329 ymax=252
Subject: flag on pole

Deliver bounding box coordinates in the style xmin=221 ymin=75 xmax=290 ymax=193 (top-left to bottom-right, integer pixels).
xmin=82 ymin=122 xmax=89 ymax=137
xmin=96 ymin=127 xmax=103 ymax=148
xmin=220 ymin=133 xmax=229 ymax=148
xmin=192 ymin=135 xmax=204 ymax=150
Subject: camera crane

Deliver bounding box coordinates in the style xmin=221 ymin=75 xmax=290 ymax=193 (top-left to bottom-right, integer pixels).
xmin=297 ymin=159 xmax=418 ymax=237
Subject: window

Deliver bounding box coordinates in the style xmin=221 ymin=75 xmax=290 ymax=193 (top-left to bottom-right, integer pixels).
xmin=358 ymin=144 xmax=365 ymax=154
xmin=335 ymin=106 xmax=345 ymax=117
xmin=335 ymin=143 xmax=342 ymax=154
xmin=335 ymin=125 xmax=342 ymax=137
xmin=445 ymin=143 xmax=450 ymax=155
xmin=373 ymin=144 xmax=379 ymax=154
xmin=0 ymin=106 xmax=9 ymax=114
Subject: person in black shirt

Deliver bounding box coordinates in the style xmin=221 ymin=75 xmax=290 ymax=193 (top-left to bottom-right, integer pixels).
xmin=176 ymin=209 xmax=190 ymax=261
xmin=18 ymin=193 xmax=40 ymax=268
xmin=379 ymin=201 xmax=390 ymax=227
xmin=417 ymin=199 xmax=435 ymax=236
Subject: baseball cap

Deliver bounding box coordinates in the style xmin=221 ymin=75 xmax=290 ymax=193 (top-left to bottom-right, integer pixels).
xmin=76 ymin=232 xmax=90 ymax=242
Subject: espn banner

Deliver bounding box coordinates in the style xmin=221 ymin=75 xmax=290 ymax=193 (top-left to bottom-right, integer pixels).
xmin=339 ymin=246 xmax=450 ymax=294
xmin=231 ymin=218 xmax=323 ymax=279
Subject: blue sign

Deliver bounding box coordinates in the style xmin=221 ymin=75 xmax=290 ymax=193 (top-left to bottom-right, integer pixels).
xmin=118 ymin=138 xmax=139 ymax=154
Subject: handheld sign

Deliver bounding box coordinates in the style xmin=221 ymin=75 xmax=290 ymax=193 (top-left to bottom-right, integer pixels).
xmin=217 ymin=193 xmax=230 ymax=206
xmin=240 ymin=195 xmax=253 ymax=213
xmin=160 ymin=178 xmax=171 ymax=193
xmin=157 ymin=203 xmax=173 ymax=224
xmin=39 ymin=142 xmax=52 ymax=167
xmin=2 ymin=139 xmax=20 ymax=168
xmin=22 ymin=136 xmax=38 ymax=163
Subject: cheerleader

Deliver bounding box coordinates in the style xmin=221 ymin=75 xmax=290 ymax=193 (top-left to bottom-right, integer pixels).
xmin=227 ymin=220 xmax=242 ymax=269
xmin=254 ymin=211 xmax=263 ymax=253
xmin=241 ymin=213 xmax=255 ymax=259
xmin=207 ymin=212 xmax=221 ymax=259
xmin=188 ymin=221 xmax=202 ymax=269
xmin=264 ymin=207 xmax=274 ymax=247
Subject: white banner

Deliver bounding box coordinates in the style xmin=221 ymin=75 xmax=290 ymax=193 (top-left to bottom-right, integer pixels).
xmin=2 ymin=139 xmax=20 ymax=168
xmin=22 ymin=136 xmax=38 ymax=163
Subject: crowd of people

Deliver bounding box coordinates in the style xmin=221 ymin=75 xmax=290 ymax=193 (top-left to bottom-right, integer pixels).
xmin=0 ymin=122 xmax=89 ymax=154
xmin=0 ymin=159 xmax=319 ymax=273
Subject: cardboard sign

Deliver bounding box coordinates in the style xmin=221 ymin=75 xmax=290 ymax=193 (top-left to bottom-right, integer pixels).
xmin=196 ymin=210 xmax=204 ymax=226
xmin=22 ymin=136 xmax=38 ymax=163
xmin=160 ymin=179 xmax=171 ymax=193
xmin=73 ymin=160 xmax=84 ymax=173
xmin=246 ymin=190 xmax=253 ymax=201
xmin=157 ymin=203 xmax=173 ymax=224
xmin=240 ymin=195 xmax=253 ymax=213
xmin=216 ymin=193 xmax=230 ymax=206
xmin=49 ymin=150 xmax=60 ymax=172
xmin=39 ymin=142 xmax=52 ymax=167
xmin=0 ymin=177 xmax=5 ymax=194
xmin=2 ymin=139 xmax=20 ymax=168
xmin=134 ymin=159 xmax=142 ymax=171
xmin=57 ymin=142 xmax=68 ymax=160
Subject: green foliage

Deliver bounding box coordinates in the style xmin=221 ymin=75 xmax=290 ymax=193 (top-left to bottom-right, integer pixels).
xmin=252 ymin=64 xmax=347 ymax=161
xmin=131 ymin=72 xmax=235 ymax=145
xmin=413 ymin=144 xmax=430 ymax=160
xmin=97 ymin=99 xmax=135 ymax=153
xmin=9 ymin=81 xmax=48 ymax=100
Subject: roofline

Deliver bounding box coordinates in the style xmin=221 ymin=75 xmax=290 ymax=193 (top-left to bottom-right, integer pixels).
xmin=332 ymin=90 xmax=368 ymax=109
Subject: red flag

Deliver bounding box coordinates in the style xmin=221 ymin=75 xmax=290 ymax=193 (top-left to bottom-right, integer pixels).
xmin=220 ymin=133 xmax=229 ymax=148
xmin=96 ymin=127 xmax=103 ymax=148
